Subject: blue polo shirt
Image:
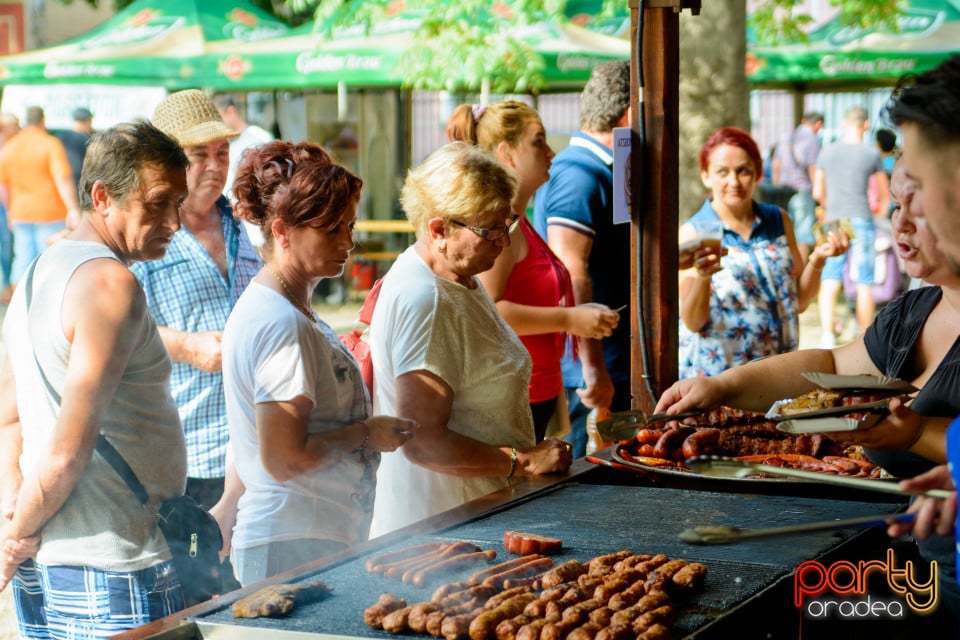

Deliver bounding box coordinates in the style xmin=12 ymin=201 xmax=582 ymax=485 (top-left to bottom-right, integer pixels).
xmin=533 ymin=132 xmax=631 ymax=387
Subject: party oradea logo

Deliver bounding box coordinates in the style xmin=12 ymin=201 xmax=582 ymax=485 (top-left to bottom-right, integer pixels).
xmin=794 ymin=548 xmax=938 ymax=620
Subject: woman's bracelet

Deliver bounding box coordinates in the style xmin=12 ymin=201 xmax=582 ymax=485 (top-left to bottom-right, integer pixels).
xmin=807 ymin=255 xmax=825 ymax=271
xmin=506 ymin=447 xmax=519 ymax=479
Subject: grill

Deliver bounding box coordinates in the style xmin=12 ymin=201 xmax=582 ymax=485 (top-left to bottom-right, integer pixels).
xmin=176 ymin=483 xmax=908 ymax=639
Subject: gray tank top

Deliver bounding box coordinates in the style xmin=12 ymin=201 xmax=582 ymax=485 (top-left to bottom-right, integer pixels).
xmin=9 ymin=240 xmax=186 ymax=571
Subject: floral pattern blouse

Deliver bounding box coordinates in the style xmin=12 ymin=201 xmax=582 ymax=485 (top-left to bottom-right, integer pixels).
xmin=679 ymin=200 xmax=799 ymax=378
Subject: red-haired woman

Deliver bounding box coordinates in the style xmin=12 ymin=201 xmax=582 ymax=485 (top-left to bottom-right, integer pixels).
xmin=678 ymin=127 xmax=846 ymax=377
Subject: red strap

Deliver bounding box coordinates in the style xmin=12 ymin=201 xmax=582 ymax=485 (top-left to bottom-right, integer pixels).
xmin=357 ymin=278 xmax=384 ymax=326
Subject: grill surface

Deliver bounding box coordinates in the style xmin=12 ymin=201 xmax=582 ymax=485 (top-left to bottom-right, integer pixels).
xmin=191 ymin=483 xmax=907 ymax=638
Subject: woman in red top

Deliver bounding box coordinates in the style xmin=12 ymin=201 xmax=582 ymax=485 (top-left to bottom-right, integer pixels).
xmin=447 ymin=101 xmax=620 ymax=440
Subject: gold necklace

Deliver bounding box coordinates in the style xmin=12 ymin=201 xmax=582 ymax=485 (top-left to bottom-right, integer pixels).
xmin=264 ymin=264 xmax=316 ymax=323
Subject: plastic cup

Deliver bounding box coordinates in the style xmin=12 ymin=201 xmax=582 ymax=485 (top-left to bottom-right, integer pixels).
xmin=693 ymin=220 xmax=723 ymax=254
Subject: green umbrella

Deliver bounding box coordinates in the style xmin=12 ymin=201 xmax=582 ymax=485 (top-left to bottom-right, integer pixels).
xmin=207 ymin=1 xmax=628 ymax=92
xmin=747 ymin=0 xmax=960 ymax=87
xmin=0 ymin=0 xmax=288 ymax=89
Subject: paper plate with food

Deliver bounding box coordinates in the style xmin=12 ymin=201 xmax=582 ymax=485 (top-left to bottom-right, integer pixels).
xmin=768 ymin=374 xmax=917 ymax=433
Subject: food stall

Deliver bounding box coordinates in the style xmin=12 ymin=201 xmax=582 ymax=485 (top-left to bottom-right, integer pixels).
xmin=115 ymin=454 xmax=933 ymax=640
xmin=113 ymin=3 xmax=943 ymax=639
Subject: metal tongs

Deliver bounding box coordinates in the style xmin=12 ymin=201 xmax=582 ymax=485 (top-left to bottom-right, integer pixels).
xmin=680 ymin=512 xmax=916 ymax=545
xmin=596 ymin=409 xmax=704 ymax=442
xmin=685 ymin=455 xmax=953 ymax=499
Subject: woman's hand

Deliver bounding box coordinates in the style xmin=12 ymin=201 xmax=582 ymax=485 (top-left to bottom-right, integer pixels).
xmin=516 ymin=438 xmax=574 ymax=477
xmin=683 ymin=244 xmax=726 ymax=278
xmin=653 ymin=377 xmax=725 ymax=415
xmin=566 ymin=303 xmax=620 ymax=341
xmin=829 ymin=397 xmax=923 ymax=451
xmin=365 ymin=416 xmax=419 ymax=453
xmin=809 ymin=229 xmax=849 ymax=263
xmin=888 ymin=464 xmax=956 ymax=539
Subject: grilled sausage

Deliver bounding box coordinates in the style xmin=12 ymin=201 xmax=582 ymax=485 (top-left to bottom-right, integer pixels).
xmin=635 ymin=623 xmax=672 ymax=640
xmin=515 ymin=618 xmax=549 ymax=640
xmin=483 ymin=557 xmax=555 ymax=587
xmin=413 ymin=550 xmax=498 ymax=587
xmin=470 ymin=555 xmax=543 ymax=585
xmin=653 ymin=427 xmax=695 ymax=460
xmin=540 ymin=560 xmax=588 ymax=588
xmin=382 ymin=547 xmax=453 ymax=578
xmin=382 ymin=604 xmax=416 ymax=634
xmin=671 ymin=562 xmax=707 ymax=592
xmin=364 ymin=593 xmax=408 ymax=628
xmin=402 ymin=542 xmax=484 ymax=583
xmin=680 ymin=428 xmax=720 ymax=459
xmin=367 ymin=542 xmax=449 ymax=572
xmin=409 ymin=602 xmax=443 ymax=633
xmin=469 ymin=593 xmax=538 ymax=640
xmin=494 ymin=614 xmax=534 ymax=640
xmin=594 ymin=623 xmax=634 ymax=640
xmin=587 ymin=551 xmax=634 ymax=575
xmin=432 ymin=581 xmax=474 ymax=602
xmin=442 ymin=608 xmax=485 ymax=640
xmin=630 ymin=605 xmax=675 ymax=634
xmin=567 ymin=621 xmax=604 ymax=640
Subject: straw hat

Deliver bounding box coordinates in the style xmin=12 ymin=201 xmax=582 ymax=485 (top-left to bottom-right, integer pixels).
xmin=152 ymin=89 xmax=239 ymax=147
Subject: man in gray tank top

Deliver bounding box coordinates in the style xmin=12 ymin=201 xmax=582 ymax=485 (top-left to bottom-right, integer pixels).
xmin=0 ymin=122 xmax=191 ymax=637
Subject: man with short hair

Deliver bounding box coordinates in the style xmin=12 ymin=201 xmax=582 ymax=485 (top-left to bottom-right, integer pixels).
xmin=0 ymin=106 xmax=80 ymax=288
xmin=133 ymin=90 xmax=261 ymax=521
xmin=212 ymin=93 xmax=274 ymax=248
xmin=533 ymin=60 xmax=632 ymax=457
xmin=813 ymin=106 xmax=889 ymax=345
xmin=772 ymin=111 xmax=824 ymax=262
xmin=0 ymin=121 xmax=191 ymax=636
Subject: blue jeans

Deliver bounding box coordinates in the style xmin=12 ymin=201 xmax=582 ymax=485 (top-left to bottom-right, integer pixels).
xmin=821 ymin=218 xmax=876 ymax=285
xmin=11 ymin=220 xmax=66 ymax=285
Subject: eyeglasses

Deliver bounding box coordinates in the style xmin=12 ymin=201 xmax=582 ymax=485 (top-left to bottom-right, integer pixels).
xmin=449 ymin=215 xmax=520 ymax=241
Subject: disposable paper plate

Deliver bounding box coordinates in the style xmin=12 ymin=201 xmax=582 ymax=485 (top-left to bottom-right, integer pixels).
xmin=766 ymin=397 xmax=898 ymax=423
xmin=776 ymin=413 xmax=885 ymax=434
xmin=800 ymin=373 xmax=917 ymax=393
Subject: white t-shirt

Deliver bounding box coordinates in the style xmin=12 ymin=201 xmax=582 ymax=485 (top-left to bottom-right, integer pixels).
xmin=226 ymin=125 xmax=274 ymax=247
xmin=223 ymin=282 xmax=375 ymax=549
xmin=368 ymin=247 xmax=535 ymax=537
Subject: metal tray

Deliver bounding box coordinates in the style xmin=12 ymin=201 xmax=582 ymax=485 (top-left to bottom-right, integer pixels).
xmin=612 ymin=445 xmax=797 ymax=484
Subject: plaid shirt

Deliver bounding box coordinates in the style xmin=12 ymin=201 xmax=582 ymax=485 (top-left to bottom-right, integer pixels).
xmin=131 ymin=197 xmax=262 ymax=478
xmin=774 ymin=123 xmax=820 ymax=191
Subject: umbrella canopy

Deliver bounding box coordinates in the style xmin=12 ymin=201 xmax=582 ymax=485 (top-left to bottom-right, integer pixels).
xmin=207 ymin=3 xmax=628 ymax=92
xmin=0 ymin=0 xmax=288 ymax=89
xmin=747 ymin=0 xmax=960 ymax=88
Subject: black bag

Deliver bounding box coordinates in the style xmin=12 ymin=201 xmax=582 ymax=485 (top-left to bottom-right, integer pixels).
xmin=96 ymin=437 xmax=224 ymax=607
xmin=157 ymin=494 xmax=224 ymax=607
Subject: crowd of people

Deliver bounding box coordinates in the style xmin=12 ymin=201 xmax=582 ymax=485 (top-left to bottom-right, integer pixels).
xmin=3 ymin=53 xmax=960 ymax=638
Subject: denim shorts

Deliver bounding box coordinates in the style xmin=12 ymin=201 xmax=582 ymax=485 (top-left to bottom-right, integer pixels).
xmin=821 ymin=217 xmax=876 ymax=285
xmin=787 ymin=190 xmax=816 ymax=246
xmin=13 ymin=559 xmax=183 ymax=639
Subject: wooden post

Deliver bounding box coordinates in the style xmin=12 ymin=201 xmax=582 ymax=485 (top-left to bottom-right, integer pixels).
xmin=629 ymin=0 xmax=700 ymax=413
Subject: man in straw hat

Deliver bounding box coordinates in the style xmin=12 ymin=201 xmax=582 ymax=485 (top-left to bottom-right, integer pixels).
xmin=0 ymin=121 xmax=191 ymax=634
xmin=132 ymin=91 xmax=261 ymax=570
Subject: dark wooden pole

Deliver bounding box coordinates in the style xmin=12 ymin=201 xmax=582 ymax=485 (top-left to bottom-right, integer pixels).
xmin=629 ymin=1 xmax=699 ymax=413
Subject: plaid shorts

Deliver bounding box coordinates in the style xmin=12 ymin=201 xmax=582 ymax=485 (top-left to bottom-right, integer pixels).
xmin=13 ymin=559 xmax=184 ymax=639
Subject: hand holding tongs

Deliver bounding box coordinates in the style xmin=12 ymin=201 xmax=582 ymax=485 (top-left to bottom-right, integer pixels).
xmin=684 ymin=455 xmax=953 ymax=499
xmin=680 ymin=512 xmax=916 ymax=545
xmin=596 ymin=409 xmax=704 ymax=442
